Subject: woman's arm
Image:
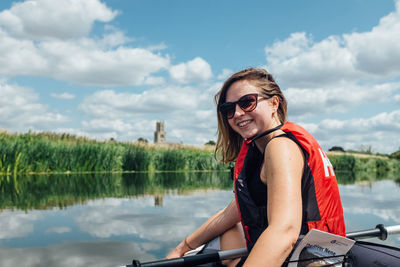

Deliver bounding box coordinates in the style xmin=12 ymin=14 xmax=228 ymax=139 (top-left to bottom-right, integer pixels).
xmin=244 ymin=137 xmax=304 ymax=267
xmin=166 ymin=199 xmax=240 ymax=259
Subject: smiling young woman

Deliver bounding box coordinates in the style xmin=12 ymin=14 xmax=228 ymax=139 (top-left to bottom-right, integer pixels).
xmin=215 ymin=69 xmax=287 ymax=164
xmin=166 ymin=68 xmax=345 ymax=267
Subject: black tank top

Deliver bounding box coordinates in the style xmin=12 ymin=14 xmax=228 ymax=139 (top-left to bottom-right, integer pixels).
xmin=246 ymin=133 xmax=289 ymax=206
xmin=245 ymin=145 xmax=267 ymax=206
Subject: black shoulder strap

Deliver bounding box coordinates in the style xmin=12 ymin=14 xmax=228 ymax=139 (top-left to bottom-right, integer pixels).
xmin=248 ymin=123 xmax=283 ymax=143
xmin=270 ymin=133 xmax=288 ymax=140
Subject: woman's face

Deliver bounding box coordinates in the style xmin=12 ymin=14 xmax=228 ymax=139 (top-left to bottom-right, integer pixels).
xmin=225 ymin=80 xmax=277 ymax=140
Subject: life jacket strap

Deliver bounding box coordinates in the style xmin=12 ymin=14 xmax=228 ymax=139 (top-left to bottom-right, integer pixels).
xmin=246 ymin=123 xmax=283 ymax=143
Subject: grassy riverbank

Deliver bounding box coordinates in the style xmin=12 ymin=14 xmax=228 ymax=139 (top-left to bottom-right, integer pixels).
xmin=1 ymin=131 xmax=399 ymax=182
xmin=0 ymin=131 xmax=227 ymax=174
xmin=327 ymin=151 xmax=400 ymax=183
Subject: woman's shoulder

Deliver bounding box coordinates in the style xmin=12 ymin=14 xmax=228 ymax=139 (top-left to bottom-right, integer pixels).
xmin=261 ymin=134 xmax=305 ymax=184
xmin=264 ymin=134 xmax=304 ymax=161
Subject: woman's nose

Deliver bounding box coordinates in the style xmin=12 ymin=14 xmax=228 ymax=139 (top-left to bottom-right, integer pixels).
xmin=233 ymin=103 xmax=246 ymax=118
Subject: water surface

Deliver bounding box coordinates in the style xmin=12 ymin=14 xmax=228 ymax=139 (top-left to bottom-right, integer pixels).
xmin=0 ymin=172 xmax=399 ymax=267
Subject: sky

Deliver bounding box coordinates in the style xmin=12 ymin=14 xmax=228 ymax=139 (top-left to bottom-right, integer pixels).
xmin=0 ymin=0 xmax=400 ymax=154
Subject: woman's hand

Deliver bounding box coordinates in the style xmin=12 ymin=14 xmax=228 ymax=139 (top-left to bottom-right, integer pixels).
xmin=165 ymin=238 xmax=192 ymax=259
xmin=165 ymin=200 xmax=241 ymax=259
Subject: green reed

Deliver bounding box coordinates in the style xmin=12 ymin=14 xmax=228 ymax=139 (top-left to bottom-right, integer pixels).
xmin=2 ymin=131 xmax=398 ymax=178
xmin=0 ymin=132 xmax=124 ymax=173
xmin=329 ymin=153 xmax=400 ymax=183
xmin=329 ymin=155 xmax=356 ymax=174
xmin=151 ymin=148 xmax=187 ymax=171
xmin=0 ymin=131 xmax=228 ymax=173
xmin=149 ymin=147 xmax=227 ymax=171
xmin=122 ymin=145 xmax=151 ymax=171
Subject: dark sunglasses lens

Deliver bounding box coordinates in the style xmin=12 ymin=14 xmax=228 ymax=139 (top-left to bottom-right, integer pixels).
xmin=220 ymin=103 xmax=235 ymax=119
xmin=220 ymin=94 xmax=259 ymax=119
xmin=238 ymin=94 xmax=257 ymax=111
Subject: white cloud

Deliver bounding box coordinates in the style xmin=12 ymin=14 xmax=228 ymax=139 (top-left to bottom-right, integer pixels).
xmin=0 ymin=30 xmax=170 ymax=85
xmin=0 ymin=82 xmax=68 ymax=131
xmin=77 ymin=82 xmax=219 ymax=143
xmin=99 ymin=25 xmax=132 ymax=48
xmin=266 ymin=32 xmax=313 ymax=64
xmin=46 ymin=226 xmax=71 ymax=234
xmin=261 ymin=1 xmax=400 ymax=154
xmin=265 ymin=1 xmax=400 ymax=88
xmin=79 ymin=85 xmax=209 ymax=119
xmin=344 ymin=2 xmax=400 ymax=78
xmin=169 ymin=57 xmax=212 ymax=84
xmin=1 ymin=0 xmax=398 ymax=153
xmin=145 ymin=42 xmax=168 ymax=52
xmin=299 ymin=110 xmax=400 ymax=153
xmin=121 ymin=119 xmax=160 ymax=142
xmin=265 ymin=33 xmax=358 ymax=88
xmin=56 ymin=118 xmax=156 ymax=143
xmin=52 ymin=127 xmax=90 ymax=138
xmin=82 ymin=119 xmax=133 ymax=133
xmin=0 ymin=0 xmax=118 ymax=40
xmin=35 ymin=39 xmax=170 ymax=86
xmin=166 ymin=109 xmax=217 ymax=144
xmin=395 ymin=94 xmax=400 ymax=104
xmin=217 ymin=68 xmax=234 ymax=80
xmin=0 ymin=1 xmax=170 ymax=86
xmin=79 ymin=82 xmax=217 ymax=144
xmin=143 ymin=76 xmax=165 ymax=85
xmin=285 ymin=82 xmax=400 ymax=119
xmin=0 ymin=29 xmax=48 ymax=76
xmin=51 ymin=92 xmax=76 ymax=99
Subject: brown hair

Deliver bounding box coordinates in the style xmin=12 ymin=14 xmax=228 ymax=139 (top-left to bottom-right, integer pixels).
xmin=215 ymin=68 xmax=287 ymax=163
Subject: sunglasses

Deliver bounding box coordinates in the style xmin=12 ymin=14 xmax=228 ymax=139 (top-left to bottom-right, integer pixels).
xmin=219 ymin=93 xmax=272 ymax=119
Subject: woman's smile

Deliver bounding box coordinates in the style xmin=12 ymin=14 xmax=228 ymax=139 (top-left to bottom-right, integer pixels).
xmin=237 ymin=119 xmax=252 ymax=128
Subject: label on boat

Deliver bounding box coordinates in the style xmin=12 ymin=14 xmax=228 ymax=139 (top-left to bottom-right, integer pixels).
xmin=289 ymin=229 xmax=355 ymax=267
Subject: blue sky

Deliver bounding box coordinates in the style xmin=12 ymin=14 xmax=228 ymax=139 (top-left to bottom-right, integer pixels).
xmin=0 ymin=0 xmax=400 ymax=153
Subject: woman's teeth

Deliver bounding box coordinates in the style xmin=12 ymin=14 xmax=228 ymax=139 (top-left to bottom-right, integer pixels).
xmin=238 ymin=120 xmax=250 ymax=127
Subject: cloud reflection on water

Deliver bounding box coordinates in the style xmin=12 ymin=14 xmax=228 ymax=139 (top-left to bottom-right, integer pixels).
xmin=0 ymin=180 xmax=399 ymax=266
xmin=74 ymin=191 xmax=233 ymax=241
xmin=340 ymin=180 xmax=400 ymax=247
xmin=0 ymin=210 xmax=43 ymax=239
xmin=0 ymin=241 xmax=155 ymax=267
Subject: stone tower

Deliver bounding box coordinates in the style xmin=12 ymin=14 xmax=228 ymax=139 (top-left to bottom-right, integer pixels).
xmin=154 ymin=121 xmax=166 ymax=144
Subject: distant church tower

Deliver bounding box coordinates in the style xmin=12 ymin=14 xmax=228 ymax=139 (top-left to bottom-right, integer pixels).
xmin=154 ymin=121 xmax=166 ymax=144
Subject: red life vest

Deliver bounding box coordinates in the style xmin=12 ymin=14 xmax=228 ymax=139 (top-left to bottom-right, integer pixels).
xmin=234 ymin=122 xmax=346 ymax=251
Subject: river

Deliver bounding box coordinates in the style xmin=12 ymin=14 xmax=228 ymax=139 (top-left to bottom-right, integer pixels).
xmin=0 ymin=172 xmax=399 ymax=267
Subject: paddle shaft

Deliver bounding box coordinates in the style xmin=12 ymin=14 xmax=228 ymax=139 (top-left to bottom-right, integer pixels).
xmin=129 ymin=224 xmax=400 ymax=267
xmin=128 ymin=248 xmax=247 ymax=267
xmin=347 ymin=224 xmax=400 ymax=240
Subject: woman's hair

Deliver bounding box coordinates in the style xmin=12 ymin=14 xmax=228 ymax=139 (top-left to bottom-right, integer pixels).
xmin=214 ymin=68 xmax=287 ymax=163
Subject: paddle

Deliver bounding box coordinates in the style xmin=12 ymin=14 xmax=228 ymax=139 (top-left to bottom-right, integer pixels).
xmin=346 ymin=223 xmax=400 ymax=241
xmin=128 ymin=248 xmax=247 ymax=267
xmin=127 ymin=224 xmax=400 ymax=267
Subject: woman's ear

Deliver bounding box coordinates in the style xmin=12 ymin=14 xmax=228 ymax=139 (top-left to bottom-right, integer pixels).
xmin=271 ymin=95 xmax=279 ymax=111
